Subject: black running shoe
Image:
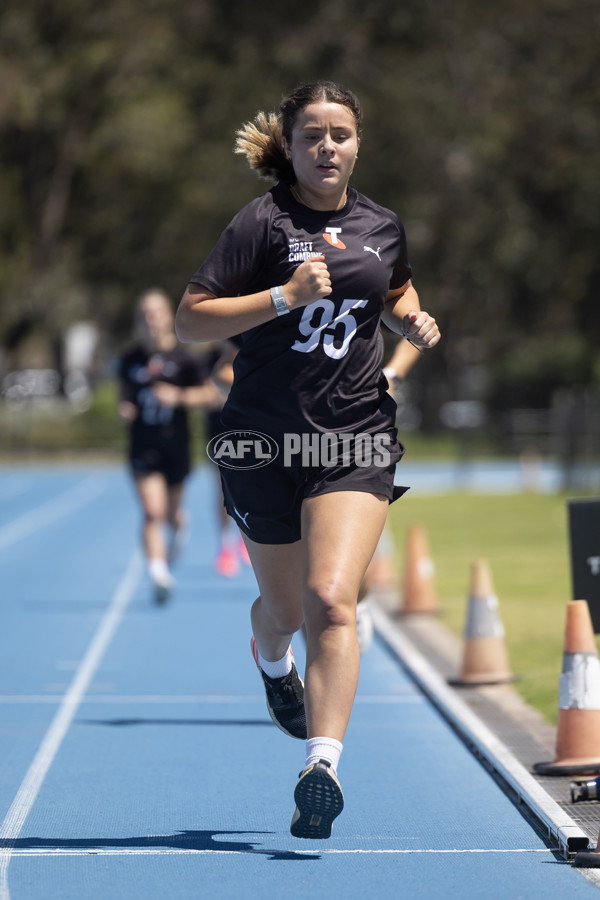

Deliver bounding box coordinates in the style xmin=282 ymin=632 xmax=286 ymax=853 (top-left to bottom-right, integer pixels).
xmin=251 ymin=637 xmax=307 ymax=740
xmin=154 ymin=583 xmax=170 ymax=605
xmin=290 ymin=760 xmax=344 ymax=839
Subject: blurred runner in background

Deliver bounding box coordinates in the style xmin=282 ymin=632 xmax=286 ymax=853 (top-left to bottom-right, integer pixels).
xmin=206 ymin=342 xmax=253 ymax=577
xmin=118 ymin=288 xmax=221 ymax=603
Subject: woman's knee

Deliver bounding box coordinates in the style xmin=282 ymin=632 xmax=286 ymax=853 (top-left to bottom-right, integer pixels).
xmin=143 ymin=506 xmax=165 ymax=527
xmin=303 ymin=581 xmax=356 ymax=633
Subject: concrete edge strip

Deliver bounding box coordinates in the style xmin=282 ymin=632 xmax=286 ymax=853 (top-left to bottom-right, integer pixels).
xmin=371 ymin=603 xmax=590 ymax=860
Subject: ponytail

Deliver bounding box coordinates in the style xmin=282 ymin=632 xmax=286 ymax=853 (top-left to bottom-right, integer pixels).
xmin=234 ymin=111 xmax=295 ymax=184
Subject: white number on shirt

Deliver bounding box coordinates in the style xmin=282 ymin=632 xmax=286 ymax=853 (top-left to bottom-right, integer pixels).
xmin=291 ymin=298 xmax=368 ymax=360
xmin=138 ymin=387 xmax=174 ymax=426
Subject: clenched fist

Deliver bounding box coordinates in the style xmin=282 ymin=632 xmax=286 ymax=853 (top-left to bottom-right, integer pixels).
xmin=284 ymin=255 xmax=332 ymax=309
xmin=402 ymin=311 xmax=440 ymax=350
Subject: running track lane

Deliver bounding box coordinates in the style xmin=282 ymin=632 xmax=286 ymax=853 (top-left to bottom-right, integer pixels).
xmin=0 ymin=465 xmax=598 ymax=899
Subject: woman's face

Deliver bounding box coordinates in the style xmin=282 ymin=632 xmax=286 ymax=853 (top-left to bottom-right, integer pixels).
xmin=285 ymin=102 xmax=359 ymax=204
xmin=136 ymin=293 xmax=173 ymax=344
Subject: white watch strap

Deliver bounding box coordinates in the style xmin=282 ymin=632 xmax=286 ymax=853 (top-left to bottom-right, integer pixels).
xmin=270 ymin=285 xmax=289 ymax=316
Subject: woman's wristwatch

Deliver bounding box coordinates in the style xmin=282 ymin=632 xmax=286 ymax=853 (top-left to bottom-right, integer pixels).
xmin=270 ymin=285 xmax=290 ymax=316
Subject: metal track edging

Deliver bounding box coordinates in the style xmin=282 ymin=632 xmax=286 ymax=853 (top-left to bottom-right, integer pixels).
xmin=371 ymin=604 xmax=590 ymax=860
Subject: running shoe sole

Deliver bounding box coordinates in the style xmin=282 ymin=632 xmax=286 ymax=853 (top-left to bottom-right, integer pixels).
xmin=290 ymin=762 xmax=344 ymax=840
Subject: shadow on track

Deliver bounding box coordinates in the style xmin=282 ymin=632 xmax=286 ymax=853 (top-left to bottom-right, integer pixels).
xmin=1 ymin=831 xmax=321 ymax=861
xmin=77 ymin=718 xmax=274 ymax=727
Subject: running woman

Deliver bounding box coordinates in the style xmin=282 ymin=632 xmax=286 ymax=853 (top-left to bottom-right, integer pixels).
xmin=176 ymin=82 xmax=441 ymax=838
xmin=118 ymin=288 xmax=220 ymax=603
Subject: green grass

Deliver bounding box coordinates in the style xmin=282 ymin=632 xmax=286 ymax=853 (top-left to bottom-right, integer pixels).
xmin=387 ymin=491 xmax=597 ymax=724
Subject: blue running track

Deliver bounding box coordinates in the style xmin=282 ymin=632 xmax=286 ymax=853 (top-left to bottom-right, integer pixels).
xmin=0 ymin=465 xmax=598 ymax=899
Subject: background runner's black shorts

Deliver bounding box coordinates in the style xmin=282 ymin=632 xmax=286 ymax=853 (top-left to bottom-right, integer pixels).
xmin=218 ymin=432 xmax=407 ymax=545
xmin=129 ymin=439 xmax=191 ymax=486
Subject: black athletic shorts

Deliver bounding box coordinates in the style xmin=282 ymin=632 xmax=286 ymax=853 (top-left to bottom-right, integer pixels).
xmin=218 ymin=428 xmax=408 ymax=545
xmin=129 ymin=439 xmax=191 ymax=486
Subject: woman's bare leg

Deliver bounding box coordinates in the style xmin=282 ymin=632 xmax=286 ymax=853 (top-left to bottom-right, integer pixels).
xmin=133 ymin=473 xmax=170 ymax=563
xmin=242 ymin=535 xmax=304 ymax=662
xmin=301 ymin=491 xmax=389 ymax=741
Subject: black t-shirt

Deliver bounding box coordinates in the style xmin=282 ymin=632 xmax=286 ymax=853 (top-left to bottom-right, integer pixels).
xmin=189 ymin=183 xmax=412 ymax=437
xmin=118 ymin=343 xmax=206 ymax=446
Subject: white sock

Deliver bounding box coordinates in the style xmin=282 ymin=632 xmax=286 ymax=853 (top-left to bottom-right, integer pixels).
xmin=148 ymin=557 xmax=172 ymax=588
xmin=305 ymin=736 xmax=343 ymax=775
xmin=257 ymin=646 xmax=293 ymax=678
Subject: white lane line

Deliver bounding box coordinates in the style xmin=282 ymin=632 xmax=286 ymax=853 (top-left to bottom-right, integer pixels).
xmin=0 ymin=693 xmax=422 ymax=705
xmin=5 ymin=848 xmax=559 ymax=856
xmin=0 ymin=550 xmax=143 ymax=900
xmin=0 ymin=477 xmax=104 ymax=551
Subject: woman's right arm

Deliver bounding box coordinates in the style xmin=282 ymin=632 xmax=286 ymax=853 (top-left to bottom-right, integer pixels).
xmin=175 ymin=284 xmax=280 ymax=342
xmin=175 ymin=256 xmax=332 ymax=343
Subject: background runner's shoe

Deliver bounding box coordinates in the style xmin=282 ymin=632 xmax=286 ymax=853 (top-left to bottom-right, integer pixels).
xmin=153 ymin=582 xmax=171 ymax=605
xmin=251 ymin=637 xmax=307 ymax=739
xmin=290 ymin=760 xmax=344 ymax=839
xmin=214 ymin=545 xmax=240 ymax=577
xmin=151 ymin=569 xmax=173 ymax=606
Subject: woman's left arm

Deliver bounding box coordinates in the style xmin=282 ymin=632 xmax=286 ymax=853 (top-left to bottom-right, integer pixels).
xmin=381 ymin=280 xmax=441 ymax=351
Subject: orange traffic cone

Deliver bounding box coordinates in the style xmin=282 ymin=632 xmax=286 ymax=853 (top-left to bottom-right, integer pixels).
xmin=448 ymin=559 xmax=514 ymax=686
xmin=399 ymin=522 xmax=439 ymax=614
xmin=573 ymin=827 xmax=600 ymax=868
xmin=534 ymin=599 xmax=600 ymax=776
xmin=366 ymin=525 xmax=399 ymax=593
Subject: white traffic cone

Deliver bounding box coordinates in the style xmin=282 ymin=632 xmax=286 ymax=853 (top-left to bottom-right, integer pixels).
xmin=449 ymin=559 xmax=513 ymax=686
xmin=534 ymin=600 xmax=600 ymax=776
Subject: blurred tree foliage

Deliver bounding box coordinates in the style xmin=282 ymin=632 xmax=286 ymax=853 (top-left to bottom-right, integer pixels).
xmin=0 ymin=0 xmax=597 ymax=410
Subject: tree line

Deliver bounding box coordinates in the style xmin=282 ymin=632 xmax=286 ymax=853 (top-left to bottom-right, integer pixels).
xmin=1 ymin=0 xmax=597 ymax=424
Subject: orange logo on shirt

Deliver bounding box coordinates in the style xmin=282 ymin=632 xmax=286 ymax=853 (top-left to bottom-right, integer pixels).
xmin=323 ymin=227 xmax=346 ymax=249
